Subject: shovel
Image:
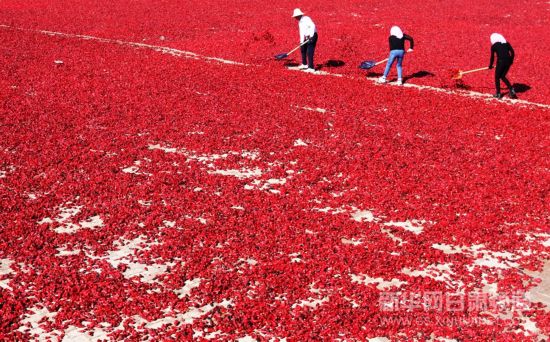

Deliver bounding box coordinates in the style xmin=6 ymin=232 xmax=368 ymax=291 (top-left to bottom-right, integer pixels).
xmin=359 ymin=58 xmax=389 ymax=70
xmin=274 ymin=40 xmax=310 ymax=60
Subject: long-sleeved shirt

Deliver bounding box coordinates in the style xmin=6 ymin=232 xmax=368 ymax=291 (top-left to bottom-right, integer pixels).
xmin=489 ymin=42 xmax=514 ymax=67
xmin=298 ymin=16 xmax=317 ymax=43
xmin=389 ymin=34 xmax=414 ymax=51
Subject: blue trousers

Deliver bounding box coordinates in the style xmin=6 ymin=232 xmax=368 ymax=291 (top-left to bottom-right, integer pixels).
xmin=383 ymin=50 xmax=405 ymax=80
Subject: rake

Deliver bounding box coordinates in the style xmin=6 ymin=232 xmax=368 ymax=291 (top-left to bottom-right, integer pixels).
xmin=359 ymin=58 xmax=389 ymax=70
xmin=451 ymin=67 xmax=489 ymax=80
xmin=274 ymin=40 xmax=310 ymax=60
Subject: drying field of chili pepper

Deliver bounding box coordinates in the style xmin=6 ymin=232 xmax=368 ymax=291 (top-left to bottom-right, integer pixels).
xmin=1 ymin=0 xmax=549 ymax=341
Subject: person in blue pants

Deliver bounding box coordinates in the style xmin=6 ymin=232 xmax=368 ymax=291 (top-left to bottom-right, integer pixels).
xmin=378 ymin=26 xmax=414 ymax=85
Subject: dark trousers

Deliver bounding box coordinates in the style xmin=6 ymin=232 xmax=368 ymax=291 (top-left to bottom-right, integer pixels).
xmin=495 ymin=61 xmax=513 ymax=94
xmin=300 ymin=33 xmax=318 ymax=69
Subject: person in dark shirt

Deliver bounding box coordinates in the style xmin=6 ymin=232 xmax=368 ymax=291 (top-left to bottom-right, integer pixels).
xmin=378 ymin=26 xmax=414 ymax=85
xmin=489 ymin=33 xmax=516 ymax=99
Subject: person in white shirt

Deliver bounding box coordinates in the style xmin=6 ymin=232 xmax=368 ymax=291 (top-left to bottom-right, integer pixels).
xmin=292 ymin=8 xmax=318 ymax=72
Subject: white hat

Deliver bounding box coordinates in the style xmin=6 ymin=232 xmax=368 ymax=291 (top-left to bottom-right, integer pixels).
xmin=292 ymin=8 xmax=305 ymax=17
xmin=490 ymin=33 xmax=506 ymax=44
xmin=390 ymin=26 xmax=403 ymax=39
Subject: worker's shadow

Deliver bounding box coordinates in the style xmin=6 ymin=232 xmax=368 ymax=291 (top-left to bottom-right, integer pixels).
xmin=284 ymin=60 xmax=346 ymax=70
xmin=317 ymin=60 xmax=345 ymax=69
xmin=283 ymin=61 xmax=300 ymax=67
xmin=365 ymin=71 xmax=383 ymax=77
xmin=365 ymin=70 xmax=434 ymax=81
xmin=512 ymin=83 xmax=531 ymax=93
xmin=403 ymin=71 xmax=435 ymax=82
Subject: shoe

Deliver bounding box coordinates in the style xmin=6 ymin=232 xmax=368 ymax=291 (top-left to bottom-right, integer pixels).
xmin=298 ymin=64 xmax=308 ymax=70
xmin=509 ymin=89 xmax=517 ymax=99
xmin=304 ymin=68 xmax=316 ymax=73
xmin=378 ymin=77 xmax=387 ymax=83
xmin=493 ymin=93 xmax=502 ymax=99
xmin=396 ymin=79 xmax=403 ymax=86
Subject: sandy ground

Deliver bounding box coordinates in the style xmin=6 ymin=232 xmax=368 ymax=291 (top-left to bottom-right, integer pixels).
xmin=527 ymin=260 xmax=550 ymax=311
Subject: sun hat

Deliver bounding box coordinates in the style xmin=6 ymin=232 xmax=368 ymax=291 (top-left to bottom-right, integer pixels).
xmin=390 ymin=26 xmax=403 ymax=39
xmin=490 ymin=33 xmax=507 ymax=44
xmin=292 ymin=8 xmax=305 ymax=17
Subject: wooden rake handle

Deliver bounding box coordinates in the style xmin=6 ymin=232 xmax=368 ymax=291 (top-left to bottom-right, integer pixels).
xmin=376 ymin=58 xmax=389 ymax=65
xmin=287 ymin=39 xmax=311 ymax=56
xmin=461 ymin=67 xmax=489 ymax=75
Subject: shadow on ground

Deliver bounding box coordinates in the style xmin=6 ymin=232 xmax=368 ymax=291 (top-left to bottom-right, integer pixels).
xmin=403 ymin=70 xmax=435 ymax=82
xmin=512 ymin=83 xmax=531 ymax=93
xmin=283 ymin=61 xmax=300 ymax=67
xmin=317 ymin=60 xmax=345 ymax=69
